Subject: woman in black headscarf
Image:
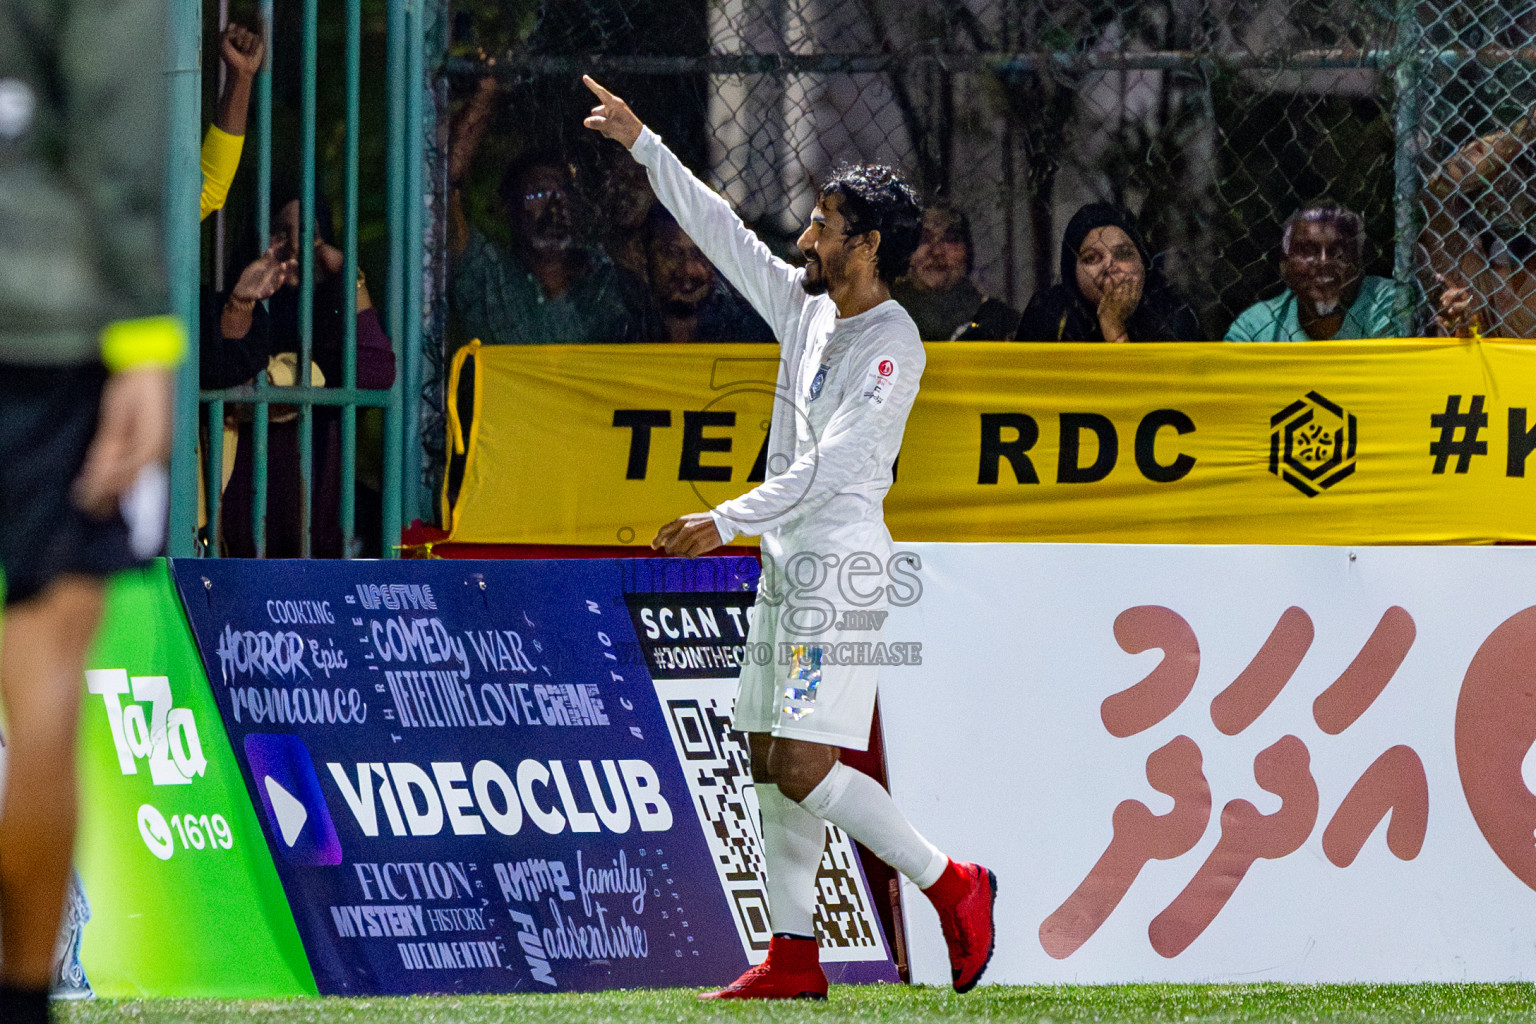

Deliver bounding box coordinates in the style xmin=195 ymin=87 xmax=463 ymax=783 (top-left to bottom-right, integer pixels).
xmin=1014 ymin=202 xmax=1203 ymax=341
xmin=215 ymin=188 xmax=396 ymax=557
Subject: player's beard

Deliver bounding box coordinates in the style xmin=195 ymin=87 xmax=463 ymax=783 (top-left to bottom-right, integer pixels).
xmin=801 ymin=249 xmax=843 ymax=296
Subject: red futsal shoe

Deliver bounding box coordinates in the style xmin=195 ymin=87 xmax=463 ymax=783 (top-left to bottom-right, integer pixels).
xmin=697 ymin=935 xmax=828 ymax=1001
xmin=925 ymin=860 xmax=997 ymax=993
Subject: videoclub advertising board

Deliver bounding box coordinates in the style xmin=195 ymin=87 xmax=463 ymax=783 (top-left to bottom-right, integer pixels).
xmin=171 ymin=557 xmax=896 ymax=995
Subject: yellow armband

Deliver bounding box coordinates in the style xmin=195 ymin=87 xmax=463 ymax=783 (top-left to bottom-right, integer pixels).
xmin=200 ymin=125 xmax=246 ymax=220
xmin=100 ymin=315 xmax=187 ymax=372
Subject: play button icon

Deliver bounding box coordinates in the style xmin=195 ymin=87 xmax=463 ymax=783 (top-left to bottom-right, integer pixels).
xmin=265 ymin=775 xmax=309 ymax=847
xmin=243 ymin=733 xmax=342 ymax=865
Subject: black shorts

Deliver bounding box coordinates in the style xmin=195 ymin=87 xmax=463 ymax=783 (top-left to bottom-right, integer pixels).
xmin=0 ymin=362 xmax=138 ymax=607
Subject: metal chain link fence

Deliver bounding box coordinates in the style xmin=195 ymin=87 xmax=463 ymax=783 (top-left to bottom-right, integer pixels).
xmin=425 ymin=0 xmax=1536 ymax=514
xmin=1418 ymin=2 xmax=1536 ymax=339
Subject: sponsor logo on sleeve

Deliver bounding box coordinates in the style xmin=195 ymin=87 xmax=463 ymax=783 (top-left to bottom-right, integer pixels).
xmin=861 ymin=357 xmax=898 ymax=405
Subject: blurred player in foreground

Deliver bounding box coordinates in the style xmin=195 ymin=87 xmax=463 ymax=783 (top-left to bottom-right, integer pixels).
xmin=0 ymin=1 xmax=182 ymax=1020
xmin=584 ymin=74 xmax=996 ymax=1000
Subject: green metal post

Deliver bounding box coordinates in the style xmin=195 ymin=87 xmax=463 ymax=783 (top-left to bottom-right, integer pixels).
xmin=1392 ymin=1 xmax=1424 ymax=337
xmin=382 ymin=0 xmax=407 ymax=557
xmin=205 ymin=401 xmax=225 ymax=553
xmin=252 ymin=400 xmax=270 ymax=557
xmin=166 ymin=0 xmax=202 ymax=557
xmin=251 ymin=0 xmax=274 ymax=558
xmin=296 ymin=0 xmax=318 ymax=558
xmin=341 ymin=0 xmax=362 ymax=554
xmin=257 ymin=0 xmax=272 ymax=253
xmin=402 ymin=0 xmax=426 ymax=532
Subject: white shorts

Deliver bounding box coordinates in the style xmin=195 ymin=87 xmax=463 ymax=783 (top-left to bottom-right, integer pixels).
xmin=731 ymin=590 xmax=882 ymax=750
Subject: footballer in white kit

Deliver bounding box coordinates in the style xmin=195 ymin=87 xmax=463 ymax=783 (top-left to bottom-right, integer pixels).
xmin=585 ymin=75 xmax=996 ymax=1000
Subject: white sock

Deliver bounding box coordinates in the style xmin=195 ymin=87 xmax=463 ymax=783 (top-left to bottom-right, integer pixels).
xmin=798 ymin=762 xmax=948 ymax=888
xmin=757 ymin=783 xmax=825 ymax=938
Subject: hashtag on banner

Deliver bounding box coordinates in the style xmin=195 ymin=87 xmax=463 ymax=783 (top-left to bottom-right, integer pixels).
xmin=1429 ymin=394 xmax=1488 ymax=475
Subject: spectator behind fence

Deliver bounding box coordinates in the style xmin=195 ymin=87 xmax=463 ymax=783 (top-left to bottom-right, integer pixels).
xmin=1226 ymin=204 xmax=1396 ymax=341
xmin=215 ymin=191 xmax=396 ymax=558
xmin=599 ymin=149 xmax=659 ymax=277
xmin=1015 ymin=202 xmax=1202 ymax=342
xmin=448 ymin=78 xmax=630 ymax=345
xmin=1423 ymin=123 xmax=1536 ymax=338
xmin=200 ymin=22 xmax=264 ymax=221
xmin=891 ymin=201 xmax=1019 ymax=340
xmin=621 ymin=206 xmax=773 ymax=343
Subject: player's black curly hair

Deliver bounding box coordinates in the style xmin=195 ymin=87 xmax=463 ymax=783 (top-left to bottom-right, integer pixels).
xmin=819 ymin=164 xmax=924 ymax=284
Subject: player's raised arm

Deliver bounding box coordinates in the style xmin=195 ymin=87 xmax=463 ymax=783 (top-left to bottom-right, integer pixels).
xmin=582 ymin=75 xmax=643 ymax=149
xmin=582 ymin=75 xmax=807 ymax=341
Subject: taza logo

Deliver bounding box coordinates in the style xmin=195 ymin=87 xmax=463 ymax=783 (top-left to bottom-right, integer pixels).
xmin=87 ymin=669 xmax=208 ymax=785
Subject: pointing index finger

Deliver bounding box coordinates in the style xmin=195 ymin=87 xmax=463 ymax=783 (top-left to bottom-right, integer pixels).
xmin=583 ymin=75 xmax=614 ymax=103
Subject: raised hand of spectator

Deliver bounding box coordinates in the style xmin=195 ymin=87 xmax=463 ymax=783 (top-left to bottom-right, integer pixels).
xmin=214 ymin=22 xmax=264 ymax=139
xmin=222 ymin=244 xmax=294 ymax=340
xmin=1097 ymin=270 xmax=1143 ymax=343
xmin=220 ymin=22 xmax=264 ymax=80
xmin=233 ymin=243 xmax=295 ymax=303
xmin=583 ymin=75 xmax=643 ymax=150
xmin=1434 ymin=274 xmax=1478 ymax=338
xmin=313 ymin=236 xmax=347 ymax=279
xmin=449 ymin=75 xmax=498 ymax=187
xmin=447 ymin=74 xmax=499 ymax=256
xmin=308 ymin=234 xmax=374 ymax=311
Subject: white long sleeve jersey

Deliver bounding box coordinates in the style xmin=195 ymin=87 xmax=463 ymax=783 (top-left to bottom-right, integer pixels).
xmin=630 ymin=127 xmax=925 ymax=567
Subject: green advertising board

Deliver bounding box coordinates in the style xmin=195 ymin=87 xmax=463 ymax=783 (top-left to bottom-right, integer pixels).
xmin=74 ymin=559 xmax=316 ymax=996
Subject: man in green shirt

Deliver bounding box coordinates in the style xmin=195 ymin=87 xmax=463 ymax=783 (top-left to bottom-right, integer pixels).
xmin=450 ymin=155 xmax=633 ymax=346
xmin=1226 ymin=204 xmax=1398 ymax=341
xmin=446 ymin=85 xmax=632 ymax=347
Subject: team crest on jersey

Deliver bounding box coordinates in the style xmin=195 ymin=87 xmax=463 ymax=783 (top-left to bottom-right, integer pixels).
xmin=808 ymin=363 xmax=830 ymax=401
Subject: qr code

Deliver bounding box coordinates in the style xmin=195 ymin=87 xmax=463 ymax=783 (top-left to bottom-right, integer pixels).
xmin=653 ymin=680 xmax=887 ymax=964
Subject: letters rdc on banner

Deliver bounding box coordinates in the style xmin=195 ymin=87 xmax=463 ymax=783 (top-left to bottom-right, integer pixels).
xmin=445 ymin=340 xmax=1536 ymax=546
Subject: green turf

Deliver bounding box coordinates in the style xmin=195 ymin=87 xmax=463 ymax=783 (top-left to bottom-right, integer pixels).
xmin=51 ymin=984 xmax=1536 ymax=1024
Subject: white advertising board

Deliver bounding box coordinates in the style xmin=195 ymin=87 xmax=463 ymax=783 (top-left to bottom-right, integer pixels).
xmin=879 ymin=544 xmax=1536 ymax=983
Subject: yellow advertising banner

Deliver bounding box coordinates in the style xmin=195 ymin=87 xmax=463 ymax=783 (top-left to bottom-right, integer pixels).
xmin=444 ymin=338 xmax=1536 ymax=546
